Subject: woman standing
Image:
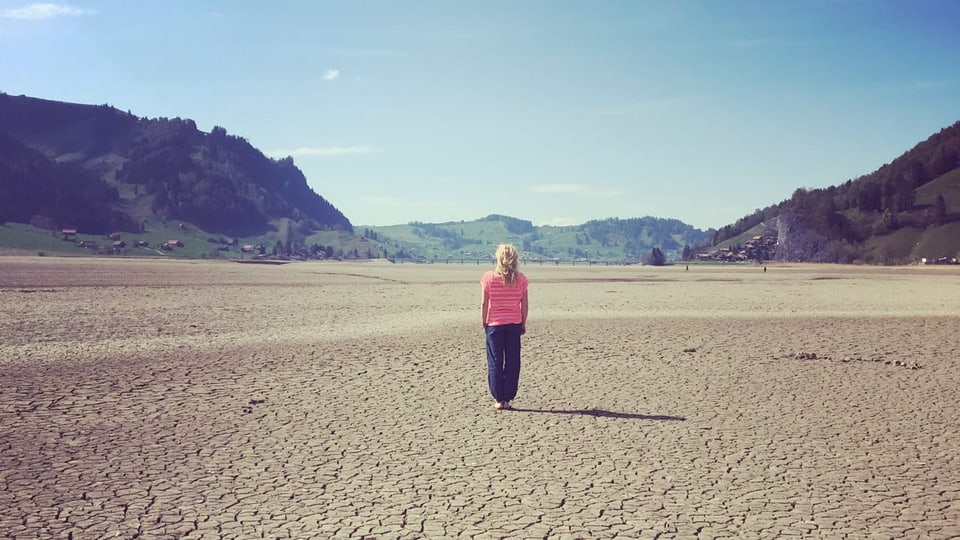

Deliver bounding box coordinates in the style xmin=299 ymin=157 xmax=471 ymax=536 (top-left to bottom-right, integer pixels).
xmin=481 ymin=244 xmax=529 ymax=410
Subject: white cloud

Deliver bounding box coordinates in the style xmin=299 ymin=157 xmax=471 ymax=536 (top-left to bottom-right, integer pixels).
xmin=1 ymin=3 xmax=95 ymax=19
xmin=529 ymin=183 xmax=620 ymax=197
xmin=266 ymin=146 xmax=373 ymax=158
xmin=322 ymin=68 xmax=340 ymax=81
xmin=726 ymin=36 xmax=820 ymax=51
xmin=726 ymin=37 xmax=770 ymax=50
xmin=912 ymin=79 xmax=959 ymax=91
xmin=360 ymin=195 xmax=407 ymax=207
xmin=324 ymin=47 xmax=404 ymax=58
xmin=530 ymin=183 xmax=583 ymax=194
xmin=540 ymin=217 xmax=580 ymax=227
xmin=591 ymin=97 xmax=687 ymax=117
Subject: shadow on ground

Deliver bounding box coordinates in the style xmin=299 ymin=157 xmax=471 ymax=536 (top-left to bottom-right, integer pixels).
xmin=510 ymin=408 xmax=685 ymax=421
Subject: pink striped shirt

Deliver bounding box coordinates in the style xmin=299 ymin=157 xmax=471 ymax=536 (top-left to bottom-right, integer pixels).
xmin=481 ymin=271 xmax=528 ymax=326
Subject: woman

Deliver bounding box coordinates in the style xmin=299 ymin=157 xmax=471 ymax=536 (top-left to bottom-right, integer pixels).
xmin=481 ymin=243 xmax=529 ymax=410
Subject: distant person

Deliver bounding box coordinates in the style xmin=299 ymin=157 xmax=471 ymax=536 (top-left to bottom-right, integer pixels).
xmin=481 ymin=243 xmax=529 ymax=411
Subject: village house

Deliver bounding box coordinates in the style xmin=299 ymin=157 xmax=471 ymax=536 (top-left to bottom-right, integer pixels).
xmin=921 ymin=257 xmax=959 ymax=265
xmin=698 ymin=234 xmax=778 ymax=263
xmin=160 ymin=240 xmax=183 ymax=251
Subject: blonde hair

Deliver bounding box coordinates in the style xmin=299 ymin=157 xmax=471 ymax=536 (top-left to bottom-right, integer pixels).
xmin=495 ymin=243 xmax=520 ymax=286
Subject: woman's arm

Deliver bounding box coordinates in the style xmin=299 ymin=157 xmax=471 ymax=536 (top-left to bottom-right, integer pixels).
xmin=481 ymin=287 xmax=490 ymax=329
xmin=520 ymin=289 xmax=528 ymax=335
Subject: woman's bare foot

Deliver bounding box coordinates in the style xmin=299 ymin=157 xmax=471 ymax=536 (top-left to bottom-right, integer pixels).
xmin=493 ymin=401 xmax=506 ymax=410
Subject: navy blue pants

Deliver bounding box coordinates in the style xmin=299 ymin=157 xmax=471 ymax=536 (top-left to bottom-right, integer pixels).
xmin=485 ymin=324 xmax=522 ymax=402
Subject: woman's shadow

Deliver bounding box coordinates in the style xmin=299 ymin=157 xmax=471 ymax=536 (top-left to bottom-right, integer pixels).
xmin=510 ymin=407 xmax=685 ymax=421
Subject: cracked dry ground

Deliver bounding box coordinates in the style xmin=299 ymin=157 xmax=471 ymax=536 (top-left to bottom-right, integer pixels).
xmin=2 ymin=257 xmax=960 ymax=539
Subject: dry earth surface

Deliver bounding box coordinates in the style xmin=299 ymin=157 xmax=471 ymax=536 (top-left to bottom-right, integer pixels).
xmin=1 ymin=256 xmax=959 ymax=539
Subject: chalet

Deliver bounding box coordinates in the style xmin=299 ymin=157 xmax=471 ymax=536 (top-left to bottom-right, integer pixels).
xmin=109 ymin=233 xmax=121 ymax=241
xmin=242 ymin=245 xmax=255 ymax=253
xmin=161 ymin=242 xmax=174 ymax=251
xmin=61 ymin=228 xmax=77 ymax=240
xmin=136 ymin=241 xmax=149 ymax=248
xmin=167 ymin=240 xmax=184 ymax=247
xmin=112 ymin=240 xmax=126 ymax=249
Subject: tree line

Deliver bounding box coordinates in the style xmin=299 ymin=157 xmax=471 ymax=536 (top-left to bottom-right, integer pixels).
xmin=712 ymin=120 xmax=960 ymax=262
xmin=0 ymin=133 xmax=139 ymax=233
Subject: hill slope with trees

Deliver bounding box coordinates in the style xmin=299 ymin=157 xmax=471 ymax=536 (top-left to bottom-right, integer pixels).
xmin=0 ymin=93 xmax=351 ymax=238
xmin=6 ymin=93 xmax=957 ymax=265
xmin=709 ymin=120 xmax=960 ymax=264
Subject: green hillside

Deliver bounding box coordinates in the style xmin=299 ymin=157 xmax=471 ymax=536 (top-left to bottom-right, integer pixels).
xmin=861 ymin=166 xmax=960 ymax=263
xmin=915 ymin=167 xmax=960 ymax=212
xmin=707 ymin=120 xmax=960 ymax=264
xmin=0 ymin=221 xmax=236 ymax=258
xmin=713 ymin=218 xmax=777 ymax=250
xmin=0 ymin=93 xmax=351 ymax=240
xmin=910 ymin=222 xmax=960 ymax=260
xmin=0 ymin=209 xmax=711 ymax=263
xmin=0 ymin=219 xmax=378 ymax=260
xmin=360 ymin=215 xmax=713 ymax=262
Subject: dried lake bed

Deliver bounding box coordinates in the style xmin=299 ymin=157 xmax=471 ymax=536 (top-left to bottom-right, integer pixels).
xmin=2 ymin=256 xmax=959 ymax=539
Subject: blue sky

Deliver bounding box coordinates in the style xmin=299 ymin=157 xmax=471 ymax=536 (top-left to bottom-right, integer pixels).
xmin=2 ymin=1 xmax=958 ymax=230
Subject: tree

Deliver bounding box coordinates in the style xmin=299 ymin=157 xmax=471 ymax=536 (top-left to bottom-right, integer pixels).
xmin=645 ymin=247 xmax=666 ymax=266
xmin=934 ymin=194 xmax=947 ymax=225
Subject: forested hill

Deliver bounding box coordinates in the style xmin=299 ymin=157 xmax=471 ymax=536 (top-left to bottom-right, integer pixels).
xmin=711 ymin=120 xmax=960 ymax=264
xmin=0 ymin=93 xmax=351 ymax=236
xmin=362 ymin=214 xmax=714 ymax=262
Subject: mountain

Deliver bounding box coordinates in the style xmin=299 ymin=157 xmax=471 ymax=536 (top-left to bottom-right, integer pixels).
xmin=0 ymin=93 xmax=711 ymax=262
xmin=709 ymin=120 xmax=960 ymax=264
xmin=0 ymin=129 xmax=138 ymax=233
xmin=11 ymin=93 xmax=954 ymax=265
xmin=0 ymin=93 xmax=351 ymax=240
xmin=360 ymin=214 xmax=714 ymax=263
